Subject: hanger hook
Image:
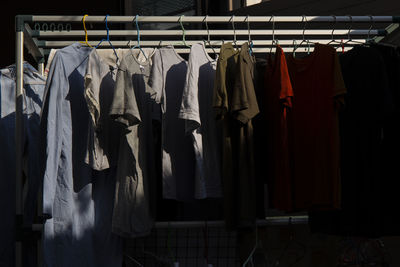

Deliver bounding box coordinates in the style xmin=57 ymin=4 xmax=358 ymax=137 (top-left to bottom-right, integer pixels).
xmin=179 ymin=15 xmax=187 ymax=46
xmin=135 ymin=15 xmax=141 ymax=45
xmin=81 ymin=14 xmax=93 ymax=47
xmin=347 ymin=15 xmax=353 ymax=41
xmin=271 ymin=15 xmax=275 ymax=44
xmin=105 ymin=14 xmax=110 ymax=41
xmin=231 ymin=15 xmax=237 ymax=46
xmin=331 ymin=15 xmax=336 ymax=41
xmin=204 ymin=15 xmax=210 ymax=43
xmin=246 ymin=15 xmax=252 ymax=43
xmin=368 ymin=15 xmax=374 ymax=40
xmin=302 ymin=15 xmax=307 ymax=41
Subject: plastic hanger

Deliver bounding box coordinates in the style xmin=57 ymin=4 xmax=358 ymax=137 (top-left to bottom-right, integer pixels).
xmin=327 ymin=15 xmax=338 ymax=47
xmin=327 ymin=15 xmax=346 ymax=52
xmin=366 ymin=15 xmax=376 ymax=44
xmin=80 ymin=14 xmax=93 ymax=47
xmin=124 ymin=253 xmax=144 ymax=267
xmin=95 ymin=15 xmax=120 ymax=64
xmin=129 ymin=15 xmax=148 ymax=61
xmin=174 ymin=15 xmax=190 ymax=48
xmin=269 ymin=15 xmax=279 ymax=54
xmin=246 ymin=15 xmax=254 ymax=55
xmin=344 ymin=15 xmax=365 ymax=46
xmin=231 ymin=15 xmax=238 ymax=49
xmin=292 ymin=39 xmax=298 ymax=57
xmin=297 ymin=15 xmax=315 ymax=54
xmin=274 ymin=218 xmax=307 ymax=267
xmin=242 ymin=225 xmax=259 ymax=267
xmin=203 ymin=15 xmax=217 ymax=57
xmin=203 ymin=221 xmax=210 ymax=266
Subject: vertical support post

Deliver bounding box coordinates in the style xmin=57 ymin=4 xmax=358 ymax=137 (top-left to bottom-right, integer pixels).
xmin=37 ymin=59 xmax=45 ymax=76
xmin=36 ymin=55 xmax=44 ymax=266
xmin=15 ymin=15 xmax=25 ymax=267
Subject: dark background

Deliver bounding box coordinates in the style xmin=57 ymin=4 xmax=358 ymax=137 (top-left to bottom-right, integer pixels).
xmin=1 ymin=0 xmax=123 ymax=67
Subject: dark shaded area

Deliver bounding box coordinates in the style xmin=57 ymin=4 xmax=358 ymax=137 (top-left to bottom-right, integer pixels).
xmin=0 ymin=0 xmax=123 ymax=68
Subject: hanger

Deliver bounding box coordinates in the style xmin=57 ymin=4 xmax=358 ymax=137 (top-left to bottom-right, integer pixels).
xmin=203 ymin=221 xmax=210 ymax=266
xmin=327 ymin=15 xmax=347 ymax=52
xmin=292 ymin=39 xmax=298 ymax=57
xmin=246 ymin=15 xmax=254 ymax=55
xmin=203 ymin=15 xmax=217 ymax=57
xmin=129 ymin=15 xmax=148 ymax=61
xmin=366 ymin=15 xmax=375 ymax=44
xmin=231 ymin=15 xmax=238 ymax=49
xmin=174 ymin=15 xmax=190 ymax=48
xmin=327 ymin=15 xmax=337 ymax=46
xmin=95 ymin=15 xmax=120 ymax=64
xmin=80 ymin=14 xmax=93 ymax=47
xmin=344 ymin=15 xmax=365 ymax=46
xmin=269 ymin=15 xmax=279 ymax=54
xmin=166 ymin=221 xmax=176 ymax=264
xmin=274 ymin=218 xmax=307 ymax=267
xmin=242 ymin=225 xmax=259 ymax=267
xmin=124 ymin=253 xmax=144 ymax=267
xmin=297 ymin=15 xmax=315 ymax=54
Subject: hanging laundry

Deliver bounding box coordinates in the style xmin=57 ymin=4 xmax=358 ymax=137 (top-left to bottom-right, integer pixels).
xmin=84 ymin=48 xmax=126 ymax=171
xmin=178 ymin=42 xmax=222 ymax=199
xmin=309 ymin=44 xmax=397 ymax=238
xmin=110 ymin=48 xmax=157 ymax=238
xmin=0 ymin=62 xmax=46 ymax=267
xmin=214 ymin=42 xmax=259 ymax=230
xmin=149 ymin=46 xmax=196 ymax=201
xmin=262 ymin=45 xmax=294 ymax=212
xmin=285 ymin=43 xmax=346 ymax=211
xmin=41 ymin=43 xmax=122 ymax=267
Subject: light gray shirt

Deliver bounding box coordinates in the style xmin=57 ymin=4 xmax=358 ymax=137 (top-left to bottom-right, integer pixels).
xmin=179 ymin=43 xmax=222 ymax=199
xmin=110 ymin=48 xmax=156 ymax=237
xmin=149 ymin=46 xmax=196 ymax=201
xmin=84 ymin=49 xmax=126 ymax=170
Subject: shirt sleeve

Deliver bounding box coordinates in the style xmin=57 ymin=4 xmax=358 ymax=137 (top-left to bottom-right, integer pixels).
xmin=278 ymin=47 xmax=294 ymax=108
xmin=333 ymin=52 xmax=347 ymax=106
xmin=213 ymin=56 xmax=228 ymax=119
xmin=148 ymin=49 xmax=164 ymax=105
xmin=84 ymin=53 xmax=101 ymax=127
xmin=179 ymin=45 xmax=201 ymax=134
xmin=110 ymin=63 xmax=141 ymax=127
xmin=40 ymin=53 xmax=68 ymax=218
xmin=233 ymin=49 xmax=260 ymax=124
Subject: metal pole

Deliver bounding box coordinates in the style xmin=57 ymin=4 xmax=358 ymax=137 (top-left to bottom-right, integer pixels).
xmin=37 ymin=60 xmax=44 ymax=76
xmin=27 ymin=15 xmax=399 ymax=23
xmin=15 ymin=27 xmax=24 ymax=267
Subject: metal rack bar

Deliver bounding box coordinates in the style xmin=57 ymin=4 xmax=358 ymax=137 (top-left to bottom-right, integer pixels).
xmin=32 ymin=29 xmax=386 ymax=37
xmin=15 ymin=17 xmax=24 ymax=267
xmin=154 ymin=216 xmax=308 ymax=229
xmin=38 ymin=39 xmax=367 ymax=47
xmin=23 ymin=15 xmax=400 ymax=23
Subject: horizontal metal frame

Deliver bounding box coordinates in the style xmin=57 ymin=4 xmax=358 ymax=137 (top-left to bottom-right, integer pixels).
xmin=40 ymin=46 xmax=355 ymax=54
xmin=39 ymin=39 xmax=366 ymax=47
xmin=32 ymin=216 xmax=309 ymax=231
xmin=22 ymin=15 xmax=400 ymax=23
xmin=154 ymin=216 xmax=309 ymax=228
xmin=32 ymin=29 xmax=385 ymax=37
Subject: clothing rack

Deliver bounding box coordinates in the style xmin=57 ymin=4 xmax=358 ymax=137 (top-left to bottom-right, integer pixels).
xmin=14 ymin=15 xmax=400 ymax=267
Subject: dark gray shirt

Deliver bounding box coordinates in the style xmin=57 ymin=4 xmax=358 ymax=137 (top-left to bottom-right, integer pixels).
xmin=149 ymin=46 xmax=196 ymax=201
xmin=179 ymin=43 xmax=222 ymax=199
xmin=110 ymin=48 xmax=156 ymax=237
xmin=84 ymin=49 xmax=126 ymax=170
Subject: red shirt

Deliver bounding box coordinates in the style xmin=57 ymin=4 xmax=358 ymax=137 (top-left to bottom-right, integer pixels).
xmin=286 ymin=44 xmax=346 ymax=211
xmin=264 ymin=45 xmax=294 ymax=211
